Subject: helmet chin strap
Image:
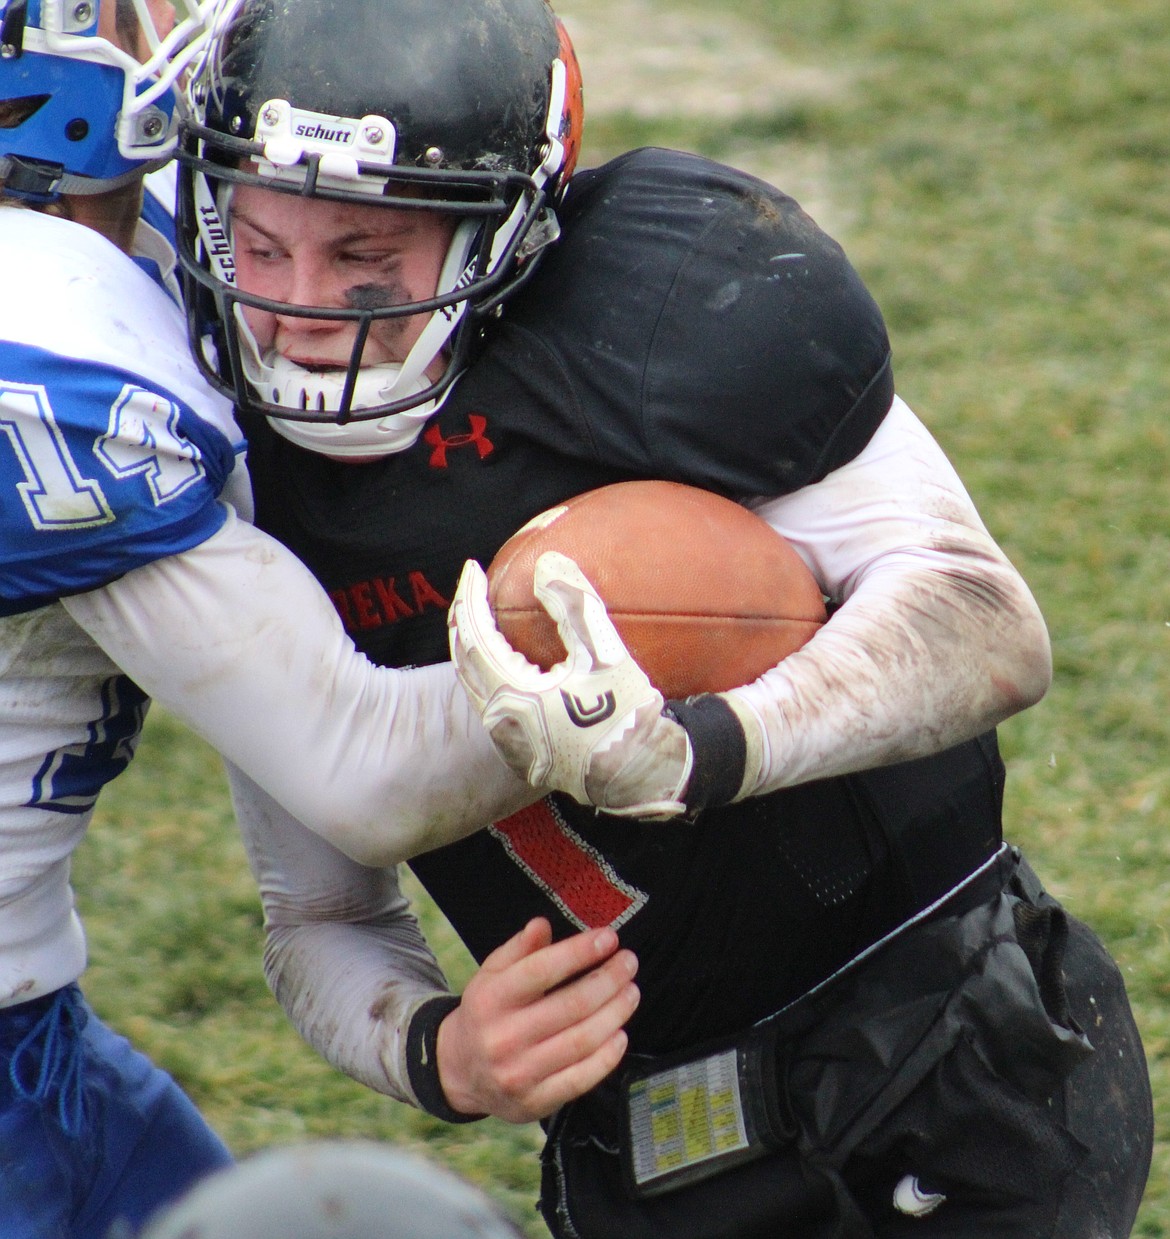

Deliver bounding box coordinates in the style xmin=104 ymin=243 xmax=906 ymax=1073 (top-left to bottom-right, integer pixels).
xmin=0 ymin=155 xmax=163 ymax=199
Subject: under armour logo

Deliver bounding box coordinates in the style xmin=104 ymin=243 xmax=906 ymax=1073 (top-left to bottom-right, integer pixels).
xmin=423 ymin=414 xmax=494 ymax=468
xmin=561 ymin=690 xmax=616 ymax=727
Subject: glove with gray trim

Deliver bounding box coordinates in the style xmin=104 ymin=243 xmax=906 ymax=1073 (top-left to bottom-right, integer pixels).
xmin=448 ymin=552 xmax=756 ymax=820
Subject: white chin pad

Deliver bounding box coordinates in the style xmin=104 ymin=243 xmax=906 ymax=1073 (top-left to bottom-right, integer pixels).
xmin=265 ymin=398 xmax=439 ymax=459
xmin=239 ymin=322 xmax=443 ymax=459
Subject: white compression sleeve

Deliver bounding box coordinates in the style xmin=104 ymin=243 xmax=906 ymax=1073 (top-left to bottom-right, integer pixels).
xmin=63 ymin=508 xmax=535 ymax=865
xmin=230 ymin=762 xmax=446 ymax=1103
xmin=727 ymin=397 xmax=1052 ymax=794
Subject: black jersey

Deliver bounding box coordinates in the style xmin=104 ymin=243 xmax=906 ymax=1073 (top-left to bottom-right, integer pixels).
xmin=242 ymin=148 xmax=1002 ymax=1052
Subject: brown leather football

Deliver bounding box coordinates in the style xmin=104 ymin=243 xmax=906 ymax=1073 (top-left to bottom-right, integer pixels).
xmin=486 ymin=480 xmax=827 ymax=698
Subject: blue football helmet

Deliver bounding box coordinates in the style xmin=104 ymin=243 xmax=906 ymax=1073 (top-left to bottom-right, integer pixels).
xmin=0 ymin=0 xmax=212 ymax=200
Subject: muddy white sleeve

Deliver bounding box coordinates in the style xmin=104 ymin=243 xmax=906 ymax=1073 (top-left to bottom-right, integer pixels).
xmin=726 ymin=397 xmax=1051 ymax=794
xmin=63 ymin=508 xmax=534 ymax=865
xmin=229 ymin=762 xmax=446 ymax=1102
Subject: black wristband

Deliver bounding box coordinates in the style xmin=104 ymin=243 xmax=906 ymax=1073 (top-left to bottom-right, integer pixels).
xmin=664 ymin=694 xmax=747 ymax=812
xmin=405 ymin=994 xmax=485 ymax=1124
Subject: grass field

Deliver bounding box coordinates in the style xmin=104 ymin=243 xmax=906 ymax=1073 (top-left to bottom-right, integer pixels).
xmin=76 ymin=0 xmax=1169 ymax=1233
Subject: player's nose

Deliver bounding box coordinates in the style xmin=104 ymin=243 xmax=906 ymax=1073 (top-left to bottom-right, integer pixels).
xmin=279 ymin=252 xmax=348 ymax=312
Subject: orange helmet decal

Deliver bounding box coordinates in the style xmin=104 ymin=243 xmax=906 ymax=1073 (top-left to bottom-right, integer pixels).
xmin=554 ymin=18 xmax=584 ymax=183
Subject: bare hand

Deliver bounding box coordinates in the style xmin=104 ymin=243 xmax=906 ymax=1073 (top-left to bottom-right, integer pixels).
xmin=436 ymin=917 xmax=640 ymax=1123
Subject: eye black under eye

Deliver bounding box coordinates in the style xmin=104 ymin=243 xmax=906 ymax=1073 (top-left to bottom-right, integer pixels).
xmin=345 ymin=282 xmax=404 ymax=310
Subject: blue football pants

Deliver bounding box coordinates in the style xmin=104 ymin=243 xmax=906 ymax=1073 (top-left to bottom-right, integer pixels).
xmin=0 ymin=985 xmax=234 ymax=1239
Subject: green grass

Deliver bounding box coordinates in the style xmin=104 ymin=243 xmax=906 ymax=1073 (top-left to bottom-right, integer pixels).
xmin=76 ymin=0 xmax=1168 ymax=1232
xmin=76 ymin=710 xmax=549 ymax=1230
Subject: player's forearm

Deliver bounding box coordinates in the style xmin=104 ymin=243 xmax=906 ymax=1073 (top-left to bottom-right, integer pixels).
xmin=727 ymin=398 xmax=1051 ymax=794
xmin=63 ymin=509 xmax=534 ymax=864
xmin=726 ymin=543 xmax=1050 ymax=795
xmin=263 ymin=919 xmax=447 ymax=1104
xmin=232 ymin=763 xmax=450 ymax=1104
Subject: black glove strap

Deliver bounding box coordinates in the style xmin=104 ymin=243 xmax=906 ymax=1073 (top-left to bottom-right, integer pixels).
xmin=664 ymin=694 xmax=747 ymax=812
xmin=405 ymin=994 xmax=485 ymax=1124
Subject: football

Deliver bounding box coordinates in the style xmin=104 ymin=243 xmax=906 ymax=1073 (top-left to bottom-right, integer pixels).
xmin=486 ymin=480 xmax=827 ymax=699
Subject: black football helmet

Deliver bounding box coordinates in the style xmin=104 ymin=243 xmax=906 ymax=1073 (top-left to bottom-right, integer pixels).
xmin=137 ymin=1142 xmax=527 ymax=1238
xmin=175 ymin=0 xmax=583 ymax=458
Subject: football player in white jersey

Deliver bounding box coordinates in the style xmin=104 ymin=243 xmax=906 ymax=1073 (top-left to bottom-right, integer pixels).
xmin=0 ymin=1 xmax=567 ymax=1234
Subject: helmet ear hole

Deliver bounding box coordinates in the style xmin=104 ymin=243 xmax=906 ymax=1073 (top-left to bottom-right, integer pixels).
xmin=0 ymin=95 xmax=49 ymax=129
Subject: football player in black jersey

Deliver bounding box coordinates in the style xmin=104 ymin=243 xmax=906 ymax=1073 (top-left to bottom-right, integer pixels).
xmin=175 ymin=0 xmax=1152 ymax=1235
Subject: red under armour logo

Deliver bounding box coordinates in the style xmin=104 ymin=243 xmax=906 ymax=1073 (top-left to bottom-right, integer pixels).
xmin=424 ymin=414 xmax=494 ymax=468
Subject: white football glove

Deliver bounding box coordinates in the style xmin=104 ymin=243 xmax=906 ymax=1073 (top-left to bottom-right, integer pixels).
xmin=448 ymin=552 xmax=693 ymax=819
